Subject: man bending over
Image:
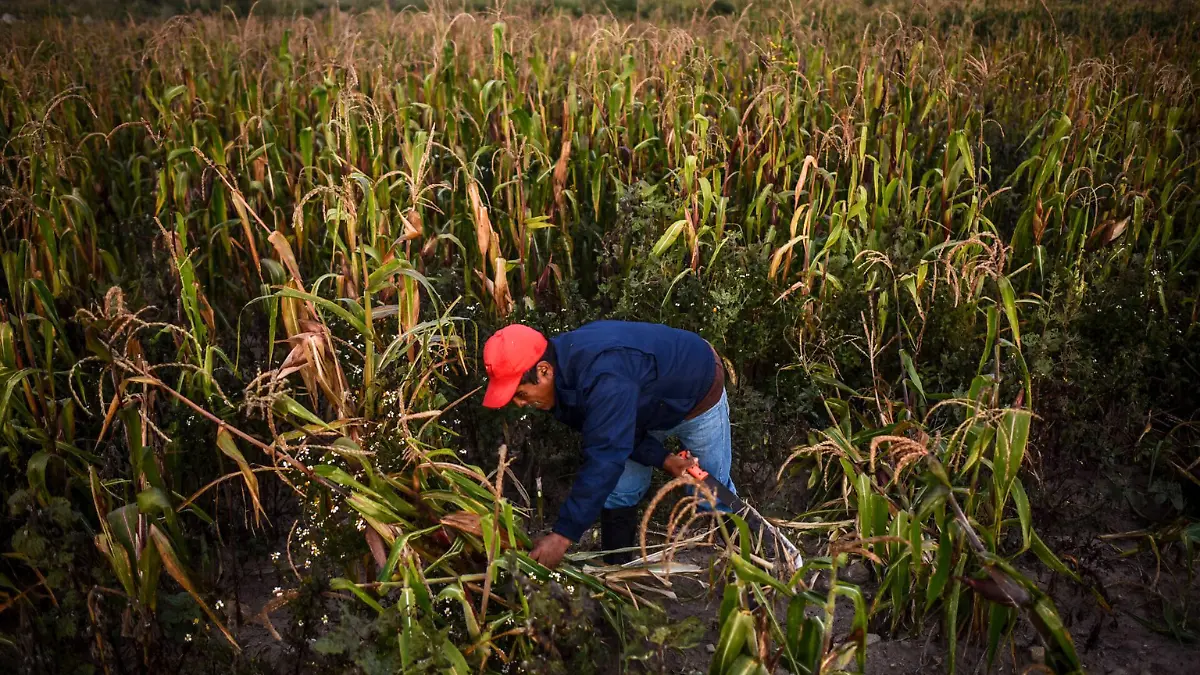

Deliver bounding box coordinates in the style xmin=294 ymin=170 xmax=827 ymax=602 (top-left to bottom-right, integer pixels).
xmin=481 ymin=320 xmax=736 ymax=569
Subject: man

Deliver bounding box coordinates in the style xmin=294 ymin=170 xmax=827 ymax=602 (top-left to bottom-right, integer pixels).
xmin=481 ymin=320 xmax=737 ymax=569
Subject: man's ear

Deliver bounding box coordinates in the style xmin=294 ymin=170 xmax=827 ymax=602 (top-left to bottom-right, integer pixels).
xmin=537 ymin=361 xmax=553 ymax=382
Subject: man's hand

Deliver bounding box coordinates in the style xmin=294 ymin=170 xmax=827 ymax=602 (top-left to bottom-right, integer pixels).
xmin=529 ymin=533 xmax=572 ymax=569
xmin=663 ymin=452 xmax=699 ymax=479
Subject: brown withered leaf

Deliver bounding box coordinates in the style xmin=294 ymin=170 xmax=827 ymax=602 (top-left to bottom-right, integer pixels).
xmin=492 ymin=258 xmax=514 ymax=317
xmin=439 ymin=512 xmax=518 ymax=551
xmin=959 ymin=565 xmax=1032 ymax=608
xmin=1032 ymin=198 xmax=1046 ymax=245
xmin=1085 ymin=216 xmax=1130 ymax=251
xmin=267 ymin=230 xmax=305 ymax=288
xmin=553 ymin=138 xmax=572 ymax=219
xmin=440 ymin=511 xmax=484 ymax=537
xmin=467 ymin=181 xmax=493 ymax=265
xmin=401 ymin=208 xmax=423 ymax=241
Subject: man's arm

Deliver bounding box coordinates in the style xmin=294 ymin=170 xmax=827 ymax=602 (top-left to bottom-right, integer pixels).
xmin=632 ymin=434 xmax=698 ymax=479
xmin=531 ymin=374 xmax=639 ymax=568
xmin=531 ymin=384 xmax=701 ymax=567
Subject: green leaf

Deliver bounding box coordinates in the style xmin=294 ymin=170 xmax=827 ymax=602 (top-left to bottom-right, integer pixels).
xmin=150 ymin=524 xmax=239 ymax=650
xmin=1030 ymin=532 xmax=1084 ymax=585
xmin=660 ymin=268 xmax=694 ymax=311
xmin=272 ymin=394 xmax=333 ymax=430
xmin=167 ymin=147 xmax=194 ymax=163
xmin=833 ymin=582 xmax=869 ymax=672
xmin=652 ymin=219 xmax=688 ymax=257
xmin=26 ymin=451 xmax=53 ymax=502
xmin=434 ymin=584 xmax=481 ymax=640
xmin=397 ymin=586 xmax=415 ymax=668
xmin=633 ymin=137 xmax=660 ymax=152
xmin=900 ymin=349 xmax=926 ymax=402
xmin=330 ymin=577 xmax=385 ymax=614
xmin=366 ymin=257 xmax=408 ymax=294
xmin=26 ymin=280 xmax=70 ymax=353
xmin=1011 ymin=478 xmax=1032 ymax=552
xmin=710 ymin=610 xmax=754 ymax=675
xmin=785 ymin=602 xmax=823 ymax=675
xmin=986 ymin=603 xmax=1012 ymax=670
xmin=162 ymin=85 xmax=187 ymax=104
xmin=962 ymin=425 xmax=995 ymax=475
xmin=247 ymin=142 xmax=275 ymax=163
xmin=955 ymin=132 xmax=976 ymax=181
xmin=217 ymin=428 xmax=263 ymax=521
xmin=994 ymin=409 xmax=1032 ymax=508
xmin=925 ymin=520 xmax=954 ymax=612
xmin=274 ymin=287 xmax=369 ymax=338
xmin=717 ymin=583 xmax=739 ymax=632
xmin=996 ymin=276 xmax=1021 ymax=348
xmin=901 ymin=275 xmax=922 ymax=316
xmin=136 ymin=487 xmax=174 ymax=516
xmin=406 ymin=560 xmax=434 ymax=615
xmin=728 ymin=554 xmax=792 ymax=595
xmin=854 ymin=472 xmax=876 ymax=538
xmin=347 ymin=492 xmax=409 ymax=524
xmin=945 ymin=549 xmax=969 ymax=673
xmin=441 ymin=641 xmax=470 ymax=674
xmin=727 ymin=512 xmax=754 ymax=562
xmin=978 ymin=305 xmax=998 ymax=376
xmin=0 ymin=368 xmax=33 ymax=428
xmin=137 ymin=529 xmax=162 ymax=608
xmin=314 ymin=464 xmax=378 ymax=498
xmin=1033 ymin=597 xmax=1081 ymax=670
xmin=106 ymin=503 xmax=140 ymax=556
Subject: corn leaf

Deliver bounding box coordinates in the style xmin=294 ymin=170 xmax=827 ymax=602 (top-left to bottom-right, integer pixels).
xmin=149 ymin=525 xmax=239 ymax=651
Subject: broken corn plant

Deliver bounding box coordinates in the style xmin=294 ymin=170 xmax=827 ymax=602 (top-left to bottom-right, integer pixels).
xmin=783 ymin=365 xmax=1086 ymax=674
xmin=708 ymin=520 xmax=871 ymax=675
xmin=636 ymin=475 xmax=872 ymax=675
xmin=310 ymin=438 xmax=641 ymax=672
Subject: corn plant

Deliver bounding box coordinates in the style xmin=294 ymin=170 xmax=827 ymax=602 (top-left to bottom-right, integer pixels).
xmin=780 ymin=351 xmax=1092 ymax=674
xmin=0 ymin=1 xmax=1198 ymax=672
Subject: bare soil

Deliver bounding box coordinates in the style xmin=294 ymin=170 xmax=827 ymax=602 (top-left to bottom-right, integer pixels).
xmin=218 ymin=464 xmax=1199 ymax=674
xmin=641 ymin=465 xmax=1200 ymax=674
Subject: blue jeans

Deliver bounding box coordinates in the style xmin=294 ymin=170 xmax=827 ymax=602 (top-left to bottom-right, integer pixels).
xmin=603 ymin=390 xmax=738 ymax=510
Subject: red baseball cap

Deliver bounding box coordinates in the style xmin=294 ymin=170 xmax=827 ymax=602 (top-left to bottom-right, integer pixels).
xmin=482 ymin=324 xmax=548 ymax=408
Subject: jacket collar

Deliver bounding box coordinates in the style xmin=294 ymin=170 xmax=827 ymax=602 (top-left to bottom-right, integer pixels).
xmin=553 ymin=381 xmax=580 ymax=414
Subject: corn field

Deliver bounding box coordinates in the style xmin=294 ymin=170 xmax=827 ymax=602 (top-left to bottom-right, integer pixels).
xmin=1 ymin=1 xmax=1198 ymax=673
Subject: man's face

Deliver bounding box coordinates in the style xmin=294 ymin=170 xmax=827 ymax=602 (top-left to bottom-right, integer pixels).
xmin=511 ymin=361 xmax=556 ymax=411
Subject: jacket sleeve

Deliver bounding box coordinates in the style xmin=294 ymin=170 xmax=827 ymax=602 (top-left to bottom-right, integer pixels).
xmin=630 ymin=434 xmax=668 ymax=469
xmin=552 ymin=373 xmax=640 ymax=542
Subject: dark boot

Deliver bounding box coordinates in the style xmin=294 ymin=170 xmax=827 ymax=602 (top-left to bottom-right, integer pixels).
xmin=599 ymin=505 xmax=640 ymax=565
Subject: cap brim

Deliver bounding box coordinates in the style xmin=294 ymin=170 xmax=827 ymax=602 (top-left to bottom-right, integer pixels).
xmin=482 ymin=375 xmax=521 ymax=409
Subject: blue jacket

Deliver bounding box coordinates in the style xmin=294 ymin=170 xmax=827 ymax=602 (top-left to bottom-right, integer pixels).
xmin=548 ymin=321 xmax=716 ymax=541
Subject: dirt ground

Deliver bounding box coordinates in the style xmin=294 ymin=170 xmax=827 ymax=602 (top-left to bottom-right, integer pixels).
xmin=219 ymin=464 xmax=1199 ymax=674
xmin=656 ymin=470 xmax=1200 ymax=675
xmin=654 ymin=543 xmax=1198 ymax=675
